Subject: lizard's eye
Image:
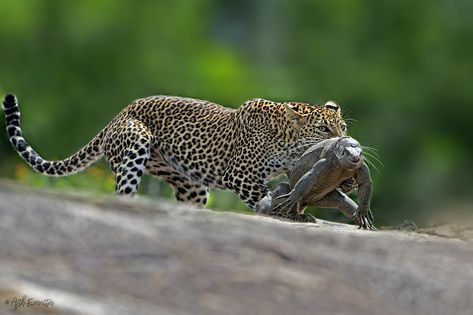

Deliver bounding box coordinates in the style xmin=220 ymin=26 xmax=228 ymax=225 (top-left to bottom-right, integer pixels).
xmin=317 ymin=126 xmax=330 ymax=132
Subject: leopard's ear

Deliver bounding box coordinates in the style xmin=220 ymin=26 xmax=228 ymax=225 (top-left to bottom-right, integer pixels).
xmin=283 ymin=103 xmax=307 ymax=128
xmin=324 ymin=101 xmax=341 ymax=114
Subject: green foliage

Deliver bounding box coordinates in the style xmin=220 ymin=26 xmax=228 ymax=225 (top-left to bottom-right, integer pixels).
xmin=12 ymin=160 xmax=115 ymax=194
xmin=1 ymin=0 xmax=472 ymax=225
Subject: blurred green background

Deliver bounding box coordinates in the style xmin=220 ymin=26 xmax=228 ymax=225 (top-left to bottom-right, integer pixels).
xmin=1 ymin=0 xmax=472 ymax=226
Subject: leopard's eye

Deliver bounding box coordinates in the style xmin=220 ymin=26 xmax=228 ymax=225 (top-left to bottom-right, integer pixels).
xmin=341 ymin=124 xmax=347 ymax=131
xmin=317 ymin=126 xmax=330 ymax=132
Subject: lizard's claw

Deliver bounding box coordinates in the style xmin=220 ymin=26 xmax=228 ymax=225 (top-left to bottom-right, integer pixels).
xmin=340 ymin=177 xmax=358 ymax=194
xmin=287 ymin=212 xmax=317 ymax=223
xmin=271 ymin=199 xmax=296 ymax=217
xmin=271 ymin=200 xmax=316 ymax=223
xmin=355 ymin=209 xmax=377 ymax=230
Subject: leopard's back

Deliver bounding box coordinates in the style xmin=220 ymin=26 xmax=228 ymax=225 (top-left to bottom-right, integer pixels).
xmin=107 ymin=96 xmax=237 ymax=187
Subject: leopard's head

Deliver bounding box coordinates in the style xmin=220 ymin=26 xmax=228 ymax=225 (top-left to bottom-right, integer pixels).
xmin=283 ymin=100 xmax=347 ymax=157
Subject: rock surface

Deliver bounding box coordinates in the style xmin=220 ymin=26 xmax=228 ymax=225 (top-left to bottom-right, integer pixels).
xmin=0 ymin=180 xmax=472 ymax=315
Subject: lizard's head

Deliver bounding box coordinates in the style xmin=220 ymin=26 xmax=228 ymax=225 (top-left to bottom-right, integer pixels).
xmin=335 ymin=137 xmax=364 ymax=170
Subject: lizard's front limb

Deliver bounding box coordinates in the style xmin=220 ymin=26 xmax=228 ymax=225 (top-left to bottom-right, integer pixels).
xmin=261 ymin=185 xmax=315 ymax=222
xmin=353 ymin=162 xmax=375 ymax=230
xmin=308 ymin=189 xmax=358 ymax=218
xmin=270 ymin=159 xmax=330 ymax=222
xmin=256 ymin=183 xmax=291 ymax=214
xmin=306 ymin=189 xmax=375 ymax=230
xmin=272 ymin=190 xmax=374 ymax=227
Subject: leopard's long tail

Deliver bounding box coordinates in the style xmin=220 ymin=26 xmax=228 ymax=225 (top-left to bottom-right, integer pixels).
xmin=3 ymin=94 xmax=105 ymax=176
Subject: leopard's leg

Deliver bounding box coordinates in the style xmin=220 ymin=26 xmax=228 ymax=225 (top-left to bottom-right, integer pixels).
xmin=145 ymin=157 xmax=209 ymax=206
xmin=222 ymin=148 xmax=275 ymax=210
xmin=103 ymin=119 xmax=153 ymax=196
xmin=222 ymin=172 xmax=268 ymax=210
xmin=173 ymin=180 xmax=209 ymax=206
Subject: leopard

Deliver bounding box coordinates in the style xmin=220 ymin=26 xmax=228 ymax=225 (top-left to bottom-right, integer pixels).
xmin=2 ymin=93 xmax=347 ymax=210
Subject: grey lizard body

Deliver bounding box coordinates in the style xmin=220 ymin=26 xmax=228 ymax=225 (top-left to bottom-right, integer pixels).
xmin=257 ymin=136 xmax=375 ymax=229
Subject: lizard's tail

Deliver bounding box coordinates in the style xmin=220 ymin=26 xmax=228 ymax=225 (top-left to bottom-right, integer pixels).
xmin=3 ymin=94 xmax=105 ymax=176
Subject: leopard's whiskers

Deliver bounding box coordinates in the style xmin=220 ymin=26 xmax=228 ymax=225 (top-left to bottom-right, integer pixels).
xmin=362 ymin=153 xmax=382 ymax=174
xmin=344 ymin=117 xmax=357 ymax=125
xmin=362 ymin=145 xmax=380 ymax=154
xmin=363 ymin=156 xmax=380 ymax=174
xmin=362 ymin=149 xmax=384 ymax=168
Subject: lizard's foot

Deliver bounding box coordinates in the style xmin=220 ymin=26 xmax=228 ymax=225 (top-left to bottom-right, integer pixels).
xmin=340 ymin=177 xmax=358 ymax=194
xmin=272 ymin=211 xmax=317 ymax=223
xmin=354 ymin=209 xmax=377 ymax=230
xmin=290 ymin=213 xmax=317 ymax=223
xmin=271 ymin=196 xmax=297 ymax=217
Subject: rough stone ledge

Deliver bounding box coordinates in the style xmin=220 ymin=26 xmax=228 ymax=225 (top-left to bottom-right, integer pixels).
xmin=0 ymin=179 xmax=472 ymax=315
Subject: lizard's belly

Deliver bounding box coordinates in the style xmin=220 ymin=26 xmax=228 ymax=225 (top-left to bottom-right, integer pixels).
xmin=303 ymin=180 xmax=342 ymax=204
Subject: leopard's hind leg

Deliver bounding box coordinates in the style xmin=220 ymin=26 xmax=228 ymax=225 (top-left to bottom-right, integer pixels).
xmin=145 ymin=157 xmax=209 ymax=206
xmin=103 ymin=119 xmax=153 ymax=195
